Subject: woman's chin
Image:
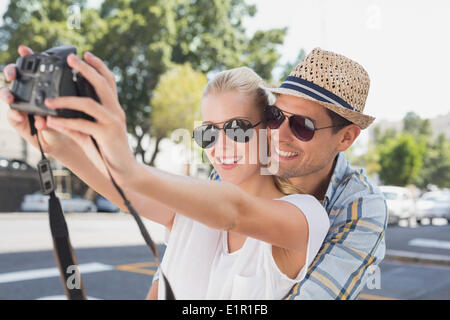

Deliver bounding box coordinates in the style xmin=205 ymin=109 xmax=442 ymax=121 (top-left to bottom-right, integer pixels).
xmin=213 ymin=164 xmax=258 ymax=185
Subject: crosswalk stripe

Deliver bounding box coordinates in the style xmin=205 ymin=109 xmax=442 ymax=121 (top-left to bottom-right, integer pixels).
xmin=408 ymin=238 xmax=450 ymax=250
xmin=0 ymin=262 xmax=114 ymax=284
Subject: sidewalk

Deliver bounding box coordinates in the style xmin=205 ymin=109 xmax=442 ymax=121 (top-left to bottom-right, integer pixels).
xmin=0 ymin=212 xmax=167 ymax=254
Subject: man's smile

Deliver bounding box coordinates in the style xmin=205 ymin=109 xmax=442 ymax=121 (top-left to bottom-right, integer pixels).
xmin=274 ymin=146 xmax=300 ymax=160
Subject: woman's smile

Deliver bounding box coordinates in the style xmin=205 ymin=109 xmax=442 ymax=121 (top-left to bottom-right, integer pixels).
xmin=215 ymin=156 xmax=243 ymax=170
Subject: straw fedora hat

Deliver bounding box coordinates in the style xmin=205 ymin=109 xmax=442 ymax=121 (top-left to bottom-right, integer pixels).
xmin=262 ymin=48 xmax=375 ymax=129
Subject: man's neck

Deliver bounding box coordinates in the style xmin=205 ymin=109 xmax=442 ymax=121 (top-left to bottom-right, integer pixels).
xmin=289 ymin=155 xmax=338 ymax=201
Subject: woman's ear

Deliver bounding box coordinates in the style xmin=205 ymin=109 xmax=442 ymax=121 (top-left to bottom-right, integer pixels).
xmin=336 ymin=124 xmax=361 ymax=152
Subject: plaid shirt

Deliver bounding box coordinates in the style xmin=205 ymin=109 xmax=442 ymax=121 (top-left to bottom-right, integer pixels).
xmin=153 ymin=152 xmax=387 ymax=300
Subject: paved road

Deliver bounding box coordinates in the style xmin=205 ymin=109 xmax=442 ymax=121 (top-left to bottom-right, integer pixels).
xmin=0 ymin=245 xmax=164 ymax=300
xmin=1 ymin=244 xmax=449 ymax=300
xmin=0 ymin=213 xmax=449 ymax=300
xmin=386 ymin=221 xmax=450 ymax=257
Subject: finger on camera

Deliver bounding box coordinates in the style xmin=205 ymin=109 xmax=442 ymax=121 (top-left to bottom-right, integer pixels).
xmin=67 ymin=54 xmax=116 ymax=107
xmin=7 ymin=109 xmax=25 ymax=123
xmin=18 ymin=45 xmax=33 ymax=57
xmin=84 ymin=52 xmax=117 ymax=93
xmin=3 ymin=64 xmax=16 ymax=82
xmin=0 ymin=87 xmax=14 ymax=104
xmin=34 ymin=116 xmax=47 ymax=130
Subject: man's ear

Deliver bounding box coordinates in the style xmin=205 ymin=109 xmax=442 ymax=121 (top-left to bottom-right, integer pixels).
xmin=336 ymin=124 xmax=361 ymax=152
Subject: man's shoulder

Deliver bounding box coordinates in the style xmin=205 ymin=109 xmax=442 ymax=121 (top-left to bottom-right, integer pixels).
xmin=342 ymin=167 xmax=383 ymax=198
xmin=330 ymin=166 xmax=387 ymax=223
xmin=331 ymin=153 xmax=383 ymax=202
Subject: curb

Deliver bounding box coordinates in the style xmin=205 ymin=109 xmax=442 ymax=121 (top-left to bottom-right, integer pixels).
xmin=385 ymin=249 xmax=450 ymax=266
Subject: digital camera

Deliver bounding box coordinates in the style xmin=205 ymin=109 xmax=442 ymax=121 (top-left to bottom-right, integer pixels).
xmin=10 ymin=45 xmax=97 ymax=121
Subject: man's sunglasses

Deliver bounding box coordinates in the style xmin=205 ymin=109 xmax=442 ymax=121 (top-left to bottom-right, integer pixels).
xmin=264 ymin=105 xmax=347 ymax=142
xmin=193 ymin=118 xmax=262 ymax=149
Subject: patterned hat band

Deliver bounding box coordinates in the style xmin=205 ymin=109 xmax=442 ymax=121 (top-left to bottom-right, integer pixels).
xmin=280 ymin=76 xmax=358 ymax=112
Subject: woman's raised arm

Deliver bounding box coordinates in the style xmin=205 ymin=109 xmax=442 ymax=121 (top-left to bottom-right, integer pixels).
xmin=124 ymin=162 xmax=311 ymax=252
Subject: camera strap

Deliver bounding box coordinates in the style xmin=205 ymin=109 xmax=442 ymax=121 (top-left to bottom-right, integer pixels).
xmin=88 ymin=137 xmax=175 ymax=300
xmin=29 ymin=115 xmax=175 ymax=300
xmin=29 ymin=114 xmax=87 ymax=300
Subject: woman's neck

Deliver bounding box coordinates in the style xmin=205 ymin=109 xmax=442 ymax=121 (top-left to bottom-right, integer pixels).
xmin=236 ymin=172 xmax=283 ymax=199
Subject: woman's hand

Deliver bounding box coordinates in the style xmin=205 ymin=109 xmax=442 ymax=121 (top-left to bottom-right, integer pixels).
xmin=1 ymin=45 xmax=73 ymax=158
xmin=45 ymin=52 xmax=137 ymax=185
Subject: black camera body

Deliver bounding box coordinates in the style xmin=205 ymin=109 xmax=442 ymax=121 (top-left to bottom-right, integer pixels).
xmin=10 ymin=45 xmax=97 ymax=121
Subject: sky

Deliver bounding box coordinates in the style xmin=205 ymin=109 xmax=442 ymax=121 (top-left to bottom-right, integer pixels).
xmin=1 ymin=0 xmax=449 ymax=124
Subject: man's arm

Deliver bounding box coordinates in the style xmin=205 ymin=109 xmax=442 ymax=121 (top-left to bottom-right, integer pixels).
xmin=285 ymin=194 xmax=387 ymax=300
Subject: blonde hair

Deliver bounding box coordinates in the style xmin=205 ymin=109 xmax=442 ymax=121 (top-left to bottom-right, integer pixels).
xmin=203 ymin=67 xmax=268 ymax=112
xmin=273 ymin=177 xmax=304 ymax=195
xmin=204 ymin=67 xmax=303 ymax=196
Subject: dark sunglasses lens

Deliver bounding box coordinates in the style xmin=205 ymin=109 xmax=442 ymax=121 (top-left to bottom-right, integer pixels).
xmin=193 ymin=125 xmax=218 ymax=148
xmin=224 ymin=119 xmax=254 ymax=143
xmin=264 ymin=106 xmax=284 ymax=129
xmin=289 ymin=116 xmax=315 ymax=141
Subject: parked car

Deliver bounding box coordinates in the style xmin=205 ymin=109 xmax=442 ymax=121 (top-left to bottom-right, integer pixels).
xmin=0 ymin=157 xmax=40 ymax=212
xmin=96 ymin=195 xmax=120 ymax=212
xmin=20 ymin=193 xmax=97 ymax=212
xmin=0 ymin=157 xmax=36 ymax=172
xmin=380 ymin=186 xmax=416 ymax=225
xmin=415 ymin=191 xmax=450 ymax=223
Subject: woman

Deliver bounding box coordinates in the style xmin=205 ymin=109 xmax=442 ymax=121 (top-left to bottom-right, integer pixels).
xmin=2 ymin=48 xmax=329 ymax=299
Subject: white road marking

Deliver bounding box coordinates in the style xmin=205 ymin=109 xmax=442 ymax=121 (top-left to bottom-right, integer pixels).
xmin=0 ymin=262 xmax=114 ymax=284
xmin=408 ymin=238 xmax=450 ymax=250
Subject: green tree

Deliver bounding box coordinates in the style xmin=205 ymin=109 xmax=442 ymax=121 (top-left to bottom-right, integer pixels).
xmin=416 ymin=133 xmax=450 ymax=189
xmin=372 ymin=124 xmax=397 ymax=145
xmin=377 ymin=134 xmax=423 ymax=186
xmin=403 ymin=111 xmax=432 ymax=138
xmin=0 ymin=0 xmax=104 ymax=61
xmin=149 ymin=64 xmax=207 ymax=165
xmin=170 ymin=0 xmax=286 ymax=82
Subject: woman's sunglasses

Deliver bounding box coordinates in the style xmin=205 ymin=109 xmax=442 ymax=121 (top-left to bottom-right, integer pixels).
xmin=264 ymin=105 xmax=347 ymax=142
xmin=193 ymin=118 xmax=262 ymax=149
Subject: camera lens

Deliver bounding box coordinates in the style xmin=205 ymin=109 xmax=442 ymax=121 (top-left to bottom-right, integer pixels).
xmin=41 ymin=164 xmax=48 ymax=173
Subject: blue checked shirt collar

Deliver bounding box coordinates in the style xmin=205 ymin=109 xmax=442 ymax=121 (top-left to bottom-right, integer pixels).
xmin=322 ymin=152 xmax=348 ymax=208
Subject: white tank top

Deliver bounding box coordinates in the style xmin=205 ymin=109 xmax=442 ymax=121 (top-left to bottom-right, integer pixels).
xmin=158 ymin=194 xmax=330 ymax=300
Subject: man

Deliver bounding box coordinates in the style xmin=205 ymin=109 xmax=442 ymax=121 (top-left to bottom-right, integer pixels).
xmin=206 ymin=48 xmax=387 ymax=299
xmin=2 ymin=46 xmax=386 ymax=300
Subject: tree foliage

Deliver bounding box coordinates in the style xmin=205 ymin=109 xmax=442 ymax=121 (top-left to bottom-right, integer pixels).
xmin=359 ymin=112 xmax=450 ymax=189
xmin=377 ymin=134 xmax=423 ymax=186
xmin=149 ymin=63 xmax=207 ymax=165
